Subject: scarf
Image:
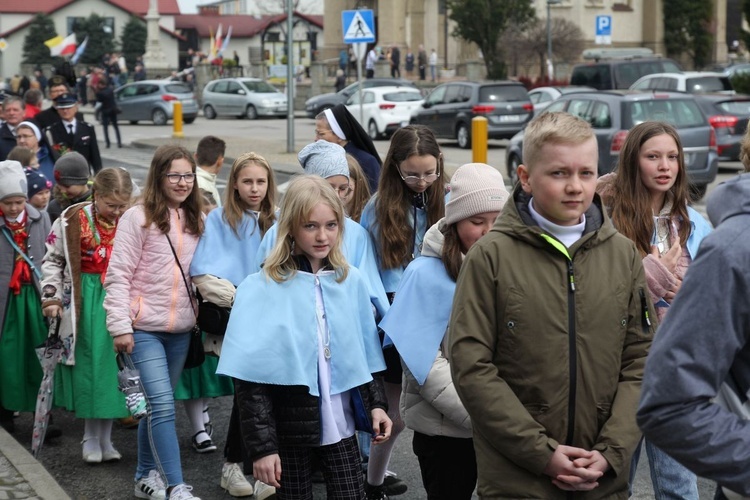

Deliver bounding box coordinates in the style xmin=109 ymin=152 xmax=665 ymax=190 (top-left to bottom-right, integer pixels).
xmin=4 ymin=212 xmax=31 ymax=294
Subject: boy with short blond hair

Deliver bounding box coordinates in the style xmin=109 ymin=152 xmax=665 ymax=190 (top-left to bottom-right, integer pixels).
xmin=449 ymin=112 xmax=654 ymax=498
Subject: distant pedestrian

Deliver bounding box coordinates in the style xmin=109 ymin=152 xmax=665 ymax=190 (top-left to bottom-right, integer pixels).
xmin=429 ymin=49 xmax=438 ymax=82
xmin=335 ymin=69 xmax=346 ymax=92
xmin=94 ymin=77 xmax=122 ymax=149
xmin=366 ymin=45 xmax=378 ymax=79
xmin=0 ymin=96 xmax=26 ymax=160
xmin=23 ymin=89 xmax=43 ymax=119
xmin=390 ymin=45 xmax=401 ymax=79
xmin=104 ymin=144 xmax=205 ymax=500
xmin=405 ymin=47 xmax=414 ymax=77
xmin=44 ymin=92 xmax=102 ymax=175
xmin=417 ymin=45 xmax=427 ymax=81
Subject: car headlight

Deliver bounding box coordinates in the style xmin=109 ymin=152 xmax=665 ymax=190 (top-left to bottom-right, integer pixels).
xmin=261 ymin=99 xmax=271 ymax=106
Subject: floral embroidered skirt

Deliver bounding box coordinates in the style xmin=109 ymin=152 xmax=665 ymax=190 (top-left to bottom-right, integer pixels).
xmin=54 ymin=273 xmax=128 ymax=418
xmin=0 ymin=284 xmax=46 ymax=412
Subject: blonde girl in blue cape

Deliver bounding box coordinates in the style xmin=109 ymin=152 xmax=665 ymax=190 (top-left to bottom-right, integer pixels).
xmin=186 ymin=152 xmax=278 ymax=497
xmin=217 ymin=175 xmax=391 ymax=499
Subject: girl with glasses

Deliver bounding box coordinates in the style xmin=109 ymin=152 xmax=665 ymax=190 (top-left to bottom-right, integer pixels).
xmin=381 ymin=163 xmax=509 ymax=499
xmin=104 ymin=144 xmax=205 ymax=500
xmin=41 ymin=167 xmax=134 ymax=464
xmin=359 ymin=124 xmax=446 ymax=499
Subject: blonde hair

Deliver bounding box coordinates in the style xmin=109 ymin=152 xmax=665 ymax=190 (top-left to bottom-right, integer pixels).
xmin=223 ymin=152 xmax=277 ymax=237
xmin=92 ymin=167 xmax=134 ymax=202
xmin=345 ymin=154 xmax=371 ymax=222
xmin=741 ymin=124 xmax=750 ymax=172
xmin=263 ymin=175 xmax=348 ymax=283
xmin=522 ymin=112 xmax=596 ymax=170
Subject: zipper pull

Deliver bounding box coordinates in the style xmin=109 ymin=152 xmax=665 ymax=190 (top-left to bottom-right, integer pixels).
xmin=568 ymin=260 xmax=575 ymax=292
xmin=639 ymin=289 xmax=652 ymax=329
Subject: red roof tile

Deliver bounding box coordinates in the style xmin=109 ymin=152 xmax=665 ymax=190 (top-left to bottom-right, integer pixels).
xmin=174 ymin=11 xmax=323 ymax=38
xmin=0 ymin=0 xmax=180 ymax=15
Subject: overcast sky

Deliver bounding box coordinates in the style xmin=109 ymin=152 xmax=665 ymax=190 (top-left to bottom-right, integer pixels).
xmin=177 ymin=0 xmax=201 ymax=14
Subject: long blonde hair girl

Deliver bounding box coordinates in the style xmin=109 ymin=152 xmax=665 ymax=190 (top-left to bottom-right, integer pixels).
xmin=263 ymin=175 xmax=348 ymax=283
xmin=345 ymin=154 xmax=371 ymax=222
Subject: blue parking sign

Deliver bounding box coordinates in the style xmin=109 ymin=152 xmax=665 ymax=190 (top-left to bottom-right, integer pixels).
xmin=596 ymin=15 xmax=612 ymax=36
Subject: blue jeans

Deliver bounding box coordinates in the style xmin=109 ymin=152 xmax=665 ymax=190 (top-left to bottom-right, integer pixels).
xmin=131 ymin=330 xmax=191 ymax=487
xmin=630 ymin=438 xmax=699 ymax=500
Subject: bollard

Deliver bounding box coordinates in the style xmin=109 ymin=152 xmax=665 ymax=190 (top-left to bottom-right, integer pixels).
xmin=172 ymin=101 xmax=184 ymax=139
xmin=472 ymin=116 xmax=488 ymax=163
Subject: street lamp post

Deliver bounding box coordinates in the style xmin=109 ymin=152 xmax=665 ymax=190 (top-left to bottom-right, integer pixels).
xmin=546 ymin=0 xmax=562 ymax=80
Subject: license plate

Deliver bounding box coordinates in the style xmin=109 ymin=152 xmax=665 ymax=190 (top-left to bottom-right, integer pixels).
xmin=182 ymin=99 xmax=194 ymax=106
xmin=498 ymin=114 xmax=522 ymax=122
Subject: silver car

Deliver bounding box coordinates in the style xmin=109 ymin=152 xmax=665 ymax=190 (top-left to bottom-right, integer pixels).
xmin=114 ymin=80 xmax=198 ymax=125
xmin=202 ymin=78 xmax=288 ymax=120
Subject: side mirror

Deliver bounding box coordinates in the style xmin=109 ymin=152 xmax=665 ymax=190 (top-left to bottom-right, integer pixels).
xmin=422 ymin=102 xmax=432 ymax=109
xmin=238 ymin=89 xmax=246 ymax=95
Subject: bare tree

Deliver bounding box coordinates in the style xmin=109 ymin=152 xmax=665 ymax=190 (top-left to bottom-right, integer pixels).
xmin=504 ymin=17 xmax=585 ymax=79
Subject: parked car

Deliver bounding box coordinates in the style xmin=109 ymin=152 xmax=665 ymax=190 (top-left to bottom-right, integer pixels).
xmin=570 ymin=57 xmax=682 ymax=90
xmin=202 ymin=78 xmax=287 ymax=119
xmin=345 ymin=86 xmax=424 ymax=140
xmin=305 ymin=78 xmax=417 ymax=118
xmin=693 ymin=93 xmax=750 ymax=160
xmin=722 ymin=63 xmax=750 ymax=78
xmin=111 ymin=80 xmax=198 ymax=125
xmin=528 ymin=86 xmax=596 ymax=115
xmin=505 ymin=91 xmax=719 ymax=200
xmin=630 ymin=72 xmax=735 ymax=94
xmin=410 ymin=81 xmax=533 ymax=149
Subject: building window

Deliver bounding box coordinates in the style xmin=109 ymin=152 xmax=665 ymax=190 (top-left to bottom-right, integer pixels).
xmin=67 ymin=16 xmax=115 ymax=38
xmin=266 ymin=32 xmax=280 ymax=42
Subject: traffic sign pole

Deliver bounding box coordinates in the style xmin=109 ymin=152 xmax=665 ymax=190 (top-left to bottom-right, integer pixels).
xmin=343 ymin=10 xmax=375 ymax=127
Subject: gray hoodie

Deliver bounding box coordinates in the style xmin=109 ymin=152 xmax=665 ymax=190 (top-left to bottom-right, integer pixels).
xmin=637 ymin=173 xmax=750 ymax=496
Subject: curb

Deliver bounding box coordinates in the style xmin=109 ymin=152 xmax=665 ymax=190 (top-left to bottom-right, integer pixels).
xmin=0 ymin=427 xmax=71 ymax=500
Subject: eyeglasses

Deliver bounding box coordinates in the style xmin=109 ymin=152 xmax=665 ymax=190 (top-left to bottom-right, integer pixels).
xmin=398 ymin=167 xmax=440 ymax=186
xmin=16 ymin=134 xmax=36 ymax=140
xmin=165 ymin=173 xmax=196 ymax=184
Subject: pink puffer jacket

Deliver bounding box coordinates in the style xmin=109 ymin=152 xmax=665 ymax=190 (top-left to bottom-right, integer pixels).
xmin=104 ymin=205 xmax=199 ymax=336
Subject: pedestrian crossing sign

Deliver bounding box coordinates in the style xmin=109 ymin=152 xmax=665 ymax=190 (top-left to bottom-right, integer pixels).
xmin=342 ymin=10 xmax=376 ymax=44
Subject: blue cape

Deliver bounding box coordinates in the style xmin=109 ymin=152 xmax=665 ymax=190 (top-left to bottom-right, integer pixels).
xmin=379 ymin=255 xmax=455 ymax=385
xmin=216 ymin=267 xmax=386 ymax=396
xmin=254 ymin=217 xmax=389 ymax=320
xmin=190 ymin=208 xmax=264 ymax=286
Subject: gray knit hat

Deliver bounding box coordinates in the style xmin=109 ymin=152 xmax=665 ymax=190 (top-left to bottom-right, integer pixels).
xmin=444 ymin=163 xmax=509 ymax=226
xmin=0 ymin=160 xmax=28 ymax=201
xmin=298 ymin=141 xmax=350 ymax=179
xmin=53 ymin=152 xmax=89 ymax=186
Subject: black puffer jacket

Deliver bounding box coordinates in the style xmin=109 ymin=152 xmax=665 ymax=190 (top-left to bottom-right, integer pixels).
xmin=236 ymin=378 xmax=387 ymax=460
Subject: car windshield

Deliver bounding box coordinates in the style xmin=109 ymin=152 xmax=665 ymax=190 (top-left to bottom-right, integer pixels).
xmin=383 ymin=92 xmax=422 ymax=102
xmin=241 ymin=80 xmax=277 ymax=93
xmin=166 ymin=84 xmax=192 ymax=94
xmin=685 ymin=77 xmax=732 ymax=93
xmin=479 ymin=85 xmax=528 ymax=102
xmin=624 ymin=99 xmax=706 ymax=128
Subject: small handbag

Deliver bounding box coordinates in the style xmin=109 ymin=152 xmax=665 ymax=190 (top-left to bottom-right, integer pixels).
xmin=166 ymin=234 xmax=205 ymax=369
xmin=198 ymin=298 xmax=231 ymax=357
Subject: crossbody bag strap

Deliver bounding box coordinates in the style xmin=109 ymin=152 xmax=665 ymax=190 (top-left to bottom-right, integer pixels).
xmin=1 ymin=226 xmax=43 ymax=281
xmin=165 ymin=233 xmax=197 ymax=317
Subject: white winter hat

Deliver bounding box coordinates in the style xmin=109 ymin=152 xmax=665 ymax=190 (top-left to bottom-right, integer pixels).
xmin=444 ymin=163 xmax=509 ymax=226
xmin=0 ymin=160 xmax=28 ymax=201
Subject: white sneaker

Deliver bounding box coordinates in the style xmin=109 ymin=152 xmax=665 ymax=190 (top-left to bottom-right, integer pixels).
xmin=220 ymin=462 xmax=254 ymax=497
xmin=134 ymin=470 xmax=166 ymax=500
xmin=253 ymin=480 xmax=277 ymax=500
xmin=167 ymin=483 xmax=200 ymax=500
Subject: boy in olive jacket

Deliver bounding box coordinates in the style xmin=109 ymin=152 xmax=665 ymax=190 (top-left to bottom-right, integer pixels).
xmin=449 ymin=112 xmax=655 ymax=499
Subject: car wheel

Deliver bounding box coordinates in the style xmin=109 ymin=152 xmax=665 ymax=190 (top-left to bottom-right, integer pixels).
xmin=456 ymin=123 xmax=470 ymax=149
xmin=689 ymin=183 xmax=708 ymax=203
xmin=184 ymin=117 xmax=195 ymax=124
xmin=129 ymin=120 xmax=138 ymax=125
xmin=152 ymin=108 xmax=168 ymax=126
xmin=246 ymin=105 xmax=258 ymax=120
xmin=368 ymin=120 xmax=380 ymax=140
xmin=507 ymin=154 xmax=521 ymax=187
xmin=203 ymin=105 xmax=217 ymax=120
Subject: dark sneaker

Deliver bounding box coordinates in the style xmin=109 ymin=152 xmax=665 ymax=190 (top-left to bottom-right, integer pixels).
xmin=365 ymin=482 xmax=389 ymax=500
